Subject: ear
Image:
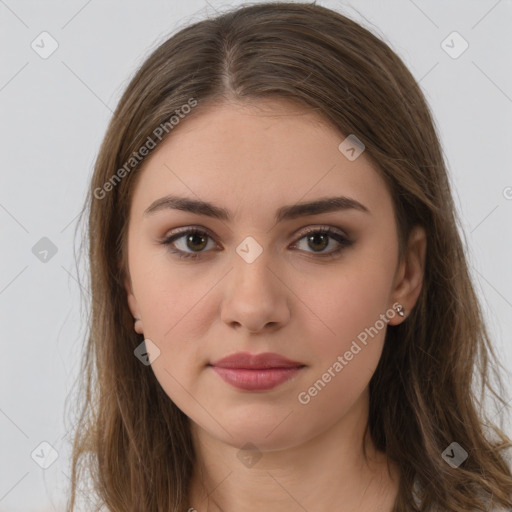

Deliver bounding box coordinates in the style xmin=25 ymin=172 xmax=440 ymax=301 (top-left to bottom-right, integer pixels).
xmin=388 ymin=225 xmax=427 ymax=325
xmin=124 ymin=275 xmax=144 ymax=334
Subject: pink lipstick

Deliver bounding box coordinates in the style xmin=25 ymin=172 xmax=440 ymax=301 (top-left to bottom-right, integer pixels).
xmin=209 ymin=352 xmax=305 ymax=391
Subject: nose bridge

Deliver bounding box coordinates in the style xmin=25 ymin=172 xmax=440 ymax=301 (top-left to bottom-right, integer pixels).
xmin=231 ymin=240 xmax=277 ymax=297
xmin=220 ymin=239 xmax=290 ymax=331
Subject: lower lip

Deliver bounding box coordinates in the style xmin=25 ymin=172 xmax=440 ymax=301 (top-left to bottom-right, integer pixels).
xmin=210 ymin=366 xmax=304 ymax=391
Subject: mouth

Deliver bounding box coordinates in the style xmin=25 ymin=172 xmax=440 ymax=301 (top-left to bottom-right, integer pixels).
xmin=208 ymin=352 xmax=306 ymax=391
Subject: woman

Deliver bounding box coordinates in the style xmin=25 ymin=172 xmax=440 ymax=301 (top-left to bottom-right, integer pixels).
xmin=68 ymin=2 xmax=512 ymax=511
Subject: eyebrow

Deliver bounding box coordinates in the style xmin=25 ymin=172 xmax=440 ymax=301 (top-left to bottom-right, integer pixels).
xmin=144 ymin=194 xmax=370 ymax=222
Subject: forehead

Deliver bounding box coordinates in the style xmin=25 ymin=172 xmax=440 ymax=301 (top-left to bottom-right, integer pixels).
xmin=128 ymin=99 xmax=394 ymax=225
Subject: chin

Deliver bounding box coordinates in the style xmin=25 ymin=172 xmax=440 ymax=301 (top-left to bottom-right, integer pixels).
xmin=198 ymin=408 xmax=313 ymax=453
xmin=228 ymin=429 xmax=305 ymax=453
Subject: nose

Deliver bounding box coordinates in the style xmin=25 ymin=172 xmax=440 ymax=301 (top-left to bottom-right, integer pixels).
xmin=220 ymin=250 xmax=290 ymax=334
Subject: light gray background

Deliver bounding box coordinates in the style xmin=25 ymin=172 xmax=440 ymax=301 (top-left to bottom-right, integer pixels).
xmin=1 ymin=1 xmax=511 ymax=511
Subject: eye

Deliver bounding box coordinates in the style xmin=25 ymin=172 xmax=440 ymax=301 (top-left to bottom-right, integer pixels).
xmin=290 ymin=225 xmax=353 ymax=258
xmin=159 ymin=225 xmax=353 ymax=260
xmin=160 ymin=228 xmax=218 ymax=260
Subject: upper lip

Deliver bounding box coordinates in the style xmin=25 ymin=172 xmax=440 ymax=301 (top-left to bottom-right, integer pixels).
xmin=209 ymin=352 xmax=304 ymax=369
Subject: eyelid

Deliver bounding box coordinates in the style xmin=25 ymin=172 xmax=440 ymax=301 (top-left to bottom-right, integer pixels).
xmin=292 ymin=224 xmax=348 ymax=240
xmin=162 ymin=225 xmax=217 ymax=241
xmin=161 ymin=224 xmax=349 ymax=242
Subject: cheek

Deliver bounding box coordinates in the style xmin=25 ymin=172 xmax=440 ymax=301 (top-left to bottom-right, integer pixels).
xmin=292 ymin=267 xmax=393 ymax=425
xmin=130 ymin=243 xmax=215 ymax=339
xmin=291 ymin=265 xmax=396 ymax=426
xmin=131 ymin=260 xmax=221 ymax=403
xmin=298 ymin=256 xmax=396 ymax=352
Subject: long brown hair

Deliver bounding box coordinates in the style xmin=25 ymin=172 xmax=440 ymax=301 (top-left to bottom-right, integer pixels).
xmin=67 ymin=2 xmax=512 ymax=511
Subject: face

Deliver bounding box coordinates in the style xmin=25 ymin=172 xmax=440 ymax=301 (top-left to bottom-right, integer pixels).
xmin=124 ymin=98 xmax=423 ymax=452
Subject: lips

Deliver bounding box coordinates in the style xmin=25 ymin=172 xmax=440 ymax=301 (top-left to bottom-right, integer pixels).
xmin=209 ymin=352 xmax=305 ymax=391
xmin=209 ymin=351 xmax=304 ymax=369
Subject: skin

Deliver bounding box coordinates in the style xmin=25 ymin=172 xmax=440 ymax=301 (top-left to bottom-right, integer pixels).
xmin=124 ymin=98 xmax=427 ymax=511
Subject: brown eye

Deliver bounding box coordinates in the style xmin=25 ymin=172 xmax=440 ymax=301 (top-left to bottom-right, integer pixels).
xmin=306 ymin=232 xmax=329 ymax=252
xmin=183 ymin=232 xmax=208 ymax=252
xmin=161 ymin=229 xmax=217 ymax=260
xmin=292 ymin=227 xmax=353 ymax=257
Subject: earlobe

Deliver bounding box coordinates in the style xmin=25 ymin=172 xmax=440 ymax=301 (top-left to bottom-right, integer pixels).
xmin=389 ymin=225 xmax=427 ymax=325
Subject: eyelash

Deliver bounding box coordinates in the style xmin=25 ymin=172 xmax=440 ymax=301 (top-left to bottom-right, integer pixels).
xmin=159 ymin=225 xmax=353 ymax=260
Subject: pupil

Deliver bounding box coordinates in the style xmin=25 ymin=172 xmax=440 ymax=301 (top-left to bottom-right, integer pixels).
xmin=309 ymin=233 xmax=328 ymax=251
xmin=187 ymin=233 xmax=207 ymax=251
